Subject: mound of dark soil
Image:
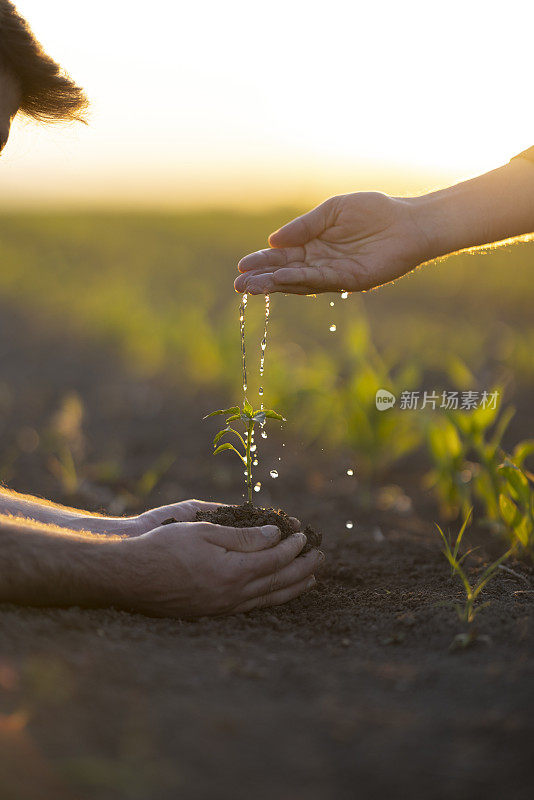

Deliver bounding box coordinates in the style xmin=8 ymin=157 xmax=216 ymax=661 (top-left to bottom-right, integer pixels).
xmin=194 ymin=501 xmax=321 ymax=554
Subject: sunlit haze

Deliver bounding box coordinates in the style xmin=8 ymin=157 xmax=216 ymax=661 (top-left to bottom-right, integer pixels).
xmin=1 ymin=0 xmax=532 ymax=207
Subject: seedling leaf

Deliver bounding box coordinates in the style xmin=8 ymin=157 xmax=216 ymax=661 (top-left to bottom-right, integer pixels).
xmin=213 ymin=442 xmax=246 ymax=463
xmin=213 ymin=428 xmax=229 ymax=446
xmin=204 ymin=406 xmax=240 ymax=419
xmin=263 ymin=409 xmax=286 ymax=421
xmin=512 ymin=439 xmax=534 ymax=468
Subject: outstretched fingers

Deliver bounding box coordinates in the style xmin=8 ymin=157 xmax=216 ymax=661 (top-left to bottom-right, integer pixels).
xmin=239 ymin=264 xmax=358 ymax=295
xmin=237 ymin=246 xmax=305 ymax=274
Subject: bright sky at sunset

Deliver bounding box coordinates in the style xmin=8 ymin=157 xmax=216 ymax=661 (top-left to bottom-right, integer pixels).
xmin=1 ymin=0 xmax=532 ymax=207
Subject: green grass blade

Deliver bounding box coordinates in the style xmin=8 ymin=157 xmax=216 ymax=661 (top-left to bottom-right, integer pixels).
xmin=453 ymin=507 xmax=472 ymax=560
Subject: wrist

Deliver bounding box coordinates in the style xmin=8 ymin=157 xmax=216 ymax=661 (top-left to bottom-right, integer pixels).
xmin=406 ymin=186 xmax=477 ymax=261
xmin=105 ymin=535 xmax=150 ymax=610
xmin=70 ymin=537 xmax=128 ymax=607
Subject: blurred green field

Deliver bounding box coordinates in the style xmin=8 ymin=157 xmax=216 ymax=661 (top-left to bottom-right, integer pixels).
xmin=0 ymin=210 xmax=532 ymax=486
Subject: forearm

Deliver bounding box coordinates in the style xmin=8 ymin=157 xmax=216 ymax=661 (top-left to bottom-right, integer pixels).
xmin=0 ymin=514 xmax=125 ymax=608
xmin=411 ymin=156 xmax=534 ymax=260
xmin=0 ymin=488 xmax=133 ymax=534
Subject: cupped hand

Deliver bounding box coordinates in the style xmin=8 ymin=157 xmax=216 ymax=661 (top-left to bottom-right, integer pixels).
xmin=235 ymin=192 xmax=434 ymax=295
xmin=131 ymin=500 xmax=301 ymax=536
xmin=117 ymin=520 xmax=324 ymax=617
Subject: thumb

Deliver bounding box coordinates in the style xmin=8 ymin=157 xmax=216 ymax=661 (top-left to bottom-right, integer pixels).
xmin=269 ymin=199 xmax=332 ymax=247
xmin=205 ymin=524 xmax=281 ymax=552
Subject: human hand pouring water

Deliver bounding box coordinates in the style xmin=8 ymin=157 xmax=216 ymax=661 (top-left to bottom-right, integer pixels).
xmin=235 ymin=151 xmax=534 ymax=296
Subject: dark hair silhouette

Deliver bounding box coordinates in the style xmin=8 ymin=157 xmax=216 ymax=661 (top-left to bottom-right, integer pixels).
xmin=0 ymin=1 xmax=88 ymax=122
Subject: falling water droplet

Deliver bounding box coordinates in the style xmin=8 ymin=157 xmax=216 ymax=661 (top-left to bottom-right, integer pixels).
xmin=253 ymin=459 xmax=258 ymax=466
xmin=330 ymin=301 xmax=335 ymax=307
xmin=346 ymin=469 xmax=354 ymax=476
xmin=250 ymin=444 xmax=257 ymax=453
xmin=254 ymin=482 xmax=261 ymax=492
xmin=341 ymin=291 xmax=349 ymax=299
xmin=259 ymin=294 xmax=270 ymax=409
xmin=345 ymin=521 xmax=354 ymax=529
xmin=261 ymin=431 xmax=267 ymax=439
xmin=270 ymin=469 xmax=279 ymax=479
xmin=329 ymin=324 xmax=337 ymax=332
xmin=239 ymin=293 xmax=248 ymax=393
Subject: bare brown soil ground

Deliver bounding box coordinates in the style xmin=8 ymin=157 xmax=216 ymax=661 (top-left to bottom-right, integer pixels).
xmin=0 ymin=303 xmax=533 ymax=800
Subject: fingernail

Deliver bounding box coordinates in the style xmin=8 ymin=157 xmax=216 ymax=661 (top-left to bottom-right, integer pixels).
xmin=306 ymin=576 xmax=316 ymax=590
xmin=261 ymin=525 xmax=280 ymax=539
xmin=293 ymin=532 xmax=307 ymax=545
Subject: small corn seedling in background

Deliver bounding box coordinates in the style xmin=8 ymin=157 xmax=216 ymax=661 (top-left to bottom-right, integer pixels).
xmin=436 ymin=509 xmax=514 ymax=650
xmin=426 ymin=398 xmax=534 ymax=553
xmin=204 ymin=399 xmax=285 ymax=503
xmin=498 ymin=458 xmax=534 ymax=552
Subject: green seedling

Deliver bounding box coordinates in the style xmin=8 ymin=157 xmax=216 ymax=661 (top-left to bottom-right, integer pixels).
xmin=426 ymin=398 xmax=534 ymax=552
xmin=498 ymin=458 xmax=534 ymax=550
xmin=438 ymin=507 xmax=476 ymax=580
xmin=204 ymin=399 xmax=285 ymax=502
xmin=436 ymin=510 xmax=513 ymax=648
